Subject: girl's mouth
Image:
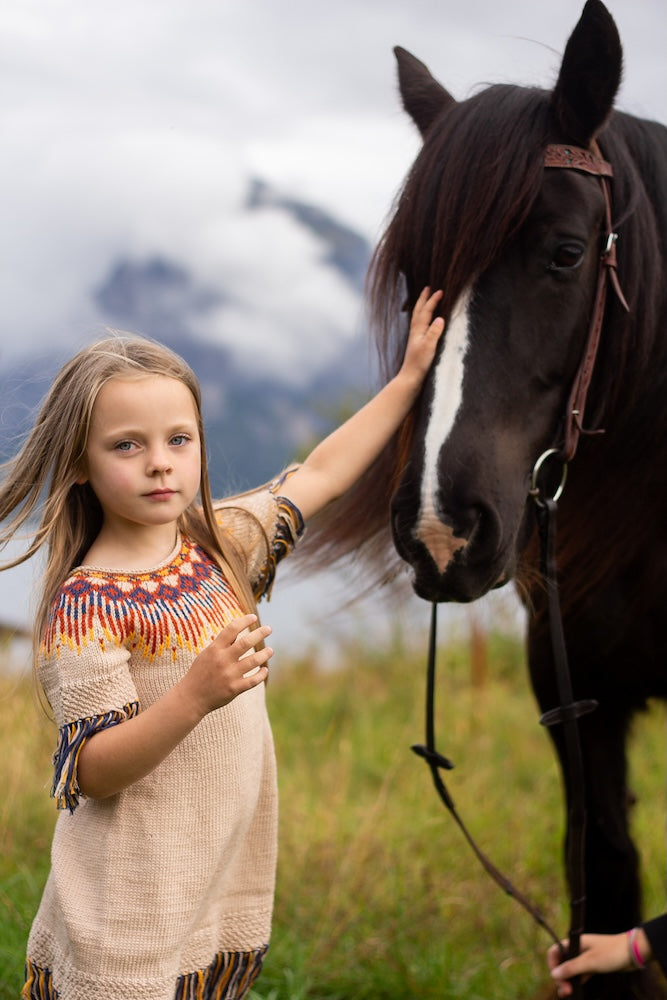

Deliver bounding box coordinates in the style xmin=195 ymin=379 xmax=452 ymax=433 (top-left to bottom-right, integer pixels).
xmin=145 ymin=489 xmax=176 ymax=501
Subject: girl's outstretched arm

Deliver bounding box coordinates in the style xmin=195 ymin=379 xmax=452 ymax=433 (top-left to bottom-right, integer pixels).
xmin=280 ymin=287 xmax=444 ymax=522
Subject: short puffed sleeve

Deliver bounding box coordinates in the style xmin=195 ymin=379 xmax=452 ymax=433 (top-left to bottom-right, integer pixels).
xmin=214 ymin=468 xmax=305 ymax=601
xmin=39 ymin=575 xmax=140 ymax=812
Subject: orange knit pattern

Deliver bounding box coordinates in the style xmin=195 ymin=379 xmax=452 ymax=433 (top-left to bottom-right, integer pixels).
xmin=43 ymin=539 xmax=242 ymax=663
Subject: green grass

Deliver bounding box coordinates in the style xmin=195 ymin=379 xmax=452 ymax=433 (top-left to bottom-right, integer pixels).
xmin=0 ymin=671 xmax=56 ymax=998
xmin=1 ymin=630 xmax=665 ymax=999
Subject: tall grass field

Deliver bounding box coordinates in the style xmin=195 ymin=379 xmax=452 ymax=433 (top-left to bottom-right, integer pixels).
xmin=1 ymin=628 xmax=665 ymax=999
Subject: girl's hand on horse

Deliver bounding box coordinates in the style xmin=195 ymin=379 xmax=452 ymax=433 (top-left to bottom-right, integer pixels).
xmin=183 ymin=614 xmax=273 ymax=717
xmin=397 ymin=286 xmax=445 ymax=388
xmin=274 ymin=287 xmax=444 ymax=523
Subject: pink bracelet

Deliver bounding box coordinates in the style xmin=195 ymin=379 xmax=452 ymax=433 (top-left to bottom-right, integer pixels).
xmin=627 ymin=928 xmax=647 ymax=970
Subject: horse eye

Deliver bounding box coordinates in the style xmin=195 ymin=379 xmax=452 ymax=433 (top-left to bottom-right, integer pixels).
xmin=547 ymin=242 xmax=585 ymax=272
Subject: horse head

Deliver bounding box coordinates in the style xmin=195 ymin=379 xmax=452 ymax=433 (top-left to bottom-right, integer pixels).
xmin=380 ymin=0 xmax=631 ymax=603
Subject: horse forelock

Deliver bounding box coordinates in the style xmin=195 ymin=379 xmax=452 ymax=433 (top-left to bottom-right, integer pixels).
xmin=369 ymin=84 xmax=552 ymax=377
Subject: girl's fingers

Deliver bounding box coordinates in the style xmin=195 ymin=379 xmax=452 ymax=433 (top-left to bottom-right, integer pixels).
xmin=219 ymin=613 xmax=258 ymax=640
xmin=206 ymin=616 xmax=273 ymax=679
xmin=242 ymin=647 xmax=274 ymax=680
xmin=236 ymin=623 xmax=272 ymax=656
xmin=214 ymin=615 xmax=270 ymax=650
xmin=411 ymin=287 xmax=444 ymax=333
xmin=416 ymin=285 xmax=441 ymax=305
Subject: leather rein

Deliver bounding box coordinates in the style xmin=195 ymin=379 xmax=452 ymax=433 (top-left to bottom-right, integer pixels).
xmin=412 ymin=144 xmax=630 ymax=984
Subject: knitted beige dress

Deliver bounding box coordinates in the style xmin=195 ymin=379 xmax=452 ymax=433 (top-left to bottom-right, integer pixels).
xmin=22 ymin=482 xmax=303 ymax=1000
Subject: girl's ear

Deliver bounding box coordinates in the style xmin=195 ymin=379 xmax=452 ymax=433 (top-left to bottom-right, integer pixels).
xmin=74 ymin=462 xmax=88 ymax=485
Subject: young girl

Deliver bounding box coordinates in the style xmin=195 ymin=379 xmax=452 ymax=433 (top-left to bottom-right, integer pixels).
xmin=4 ymin=289 xmax=443 ymax=1000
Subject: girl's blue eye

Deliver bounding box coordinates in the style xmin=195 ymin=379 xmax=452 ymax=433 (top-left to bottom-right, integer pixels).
xmin=171 ymin=434 xmax=189 ymax=446
xmin=116 ymin=441 xmax=134 ymax=452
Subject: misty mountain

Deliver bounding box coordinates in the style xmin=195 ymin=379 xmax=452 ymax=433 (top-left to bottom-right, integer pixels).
xmin=0 ymin=180 xmax=375 ymax=496
xmin=246 ymin=179 xmax=370 ymax=294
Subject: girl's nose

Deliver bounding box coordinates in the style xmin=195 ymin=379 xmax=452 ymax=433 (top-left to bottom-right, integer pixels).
xmin=147 ymin=450 xmax=173 ymax=475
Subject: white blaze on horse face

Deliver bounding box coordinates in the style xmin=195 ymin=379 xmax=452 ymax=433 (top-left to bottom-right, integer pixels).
xmin=416 ymin=290 xmax=470 ymax=573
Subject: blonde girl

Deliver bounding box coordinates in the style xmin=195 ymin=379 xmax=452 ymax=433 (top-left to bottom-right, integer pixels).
xmin=3 ymin=289 xmax=443 ymax=1000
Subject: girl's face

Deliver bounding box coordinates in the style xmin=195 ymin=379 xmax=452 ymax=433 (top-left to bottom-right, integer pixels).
xmin=80 ymin=374 xmax=202 ymax=534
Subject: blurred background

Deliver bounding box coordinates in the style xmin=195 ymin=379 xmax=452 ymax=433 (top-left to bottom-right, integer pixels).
xmin=1 ymin=0 xmax=664 ymax=667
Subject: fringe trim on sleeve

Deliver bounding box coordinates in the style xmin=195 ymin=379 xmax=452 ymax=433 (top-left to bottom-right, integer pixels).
xmin=51 ymin=701 xmax=141 ymax=813
xmin=22 ymin=959 xmax=59 ymax=999
xmin=253 ymin=495 xmax=304 ymax=602
xmin=175 ymin=945 xmax=268 ymax=1000
xmin=267 ymin=466 xmax=299 ymax=494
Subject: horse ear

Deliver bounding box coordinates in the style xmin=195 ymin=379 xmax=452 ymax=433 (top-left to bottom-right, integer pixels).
xmin=550 ymin=0 xmax=623 ymax=146
xmin=394 ymin=46 xmax=456 ymax=137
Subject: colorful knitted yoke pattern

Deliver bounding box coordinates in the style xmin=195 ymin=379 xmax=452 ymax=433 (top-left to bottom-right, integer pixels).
xmin=46 ymin=537 xmax=244 ymax=664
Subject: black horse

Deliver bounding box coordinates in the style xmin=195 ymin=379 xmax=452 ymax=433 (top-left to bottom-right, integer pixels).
xmin=303 ymin=2 xmax=667 ymax=996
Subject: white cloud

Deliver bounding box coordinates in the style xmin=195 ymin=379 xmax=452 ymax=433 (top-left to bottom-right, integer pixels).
xmin=0 ymin=0 xmax=664 ymax=373
xmin=194 ymin=206 xmax=364 ymax=378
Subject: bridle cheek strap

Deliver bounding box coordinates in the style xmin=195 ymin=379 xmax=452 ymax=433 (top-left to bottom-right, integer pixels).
xmin=544 ymin=143 xmax=630 ymax=463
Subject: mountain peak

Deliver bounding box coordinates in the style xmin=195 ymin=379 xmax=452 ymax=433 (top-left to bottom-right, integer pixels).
xmin=246 ymin=178 xmax=370 ymax=293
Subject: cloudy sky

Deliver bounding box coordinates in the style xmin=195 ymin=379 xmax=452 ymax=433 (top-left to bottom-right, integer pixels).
xmin=1 ymin=0 xmax=665 ymax=375
xmin=0 ymin=0 xmax=664 ymax=649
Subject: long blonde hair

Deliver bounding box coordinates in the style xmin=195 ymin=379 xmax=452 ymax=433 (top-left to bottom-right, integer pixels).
xmin=0 ymin=334 xmax=258 ymax=656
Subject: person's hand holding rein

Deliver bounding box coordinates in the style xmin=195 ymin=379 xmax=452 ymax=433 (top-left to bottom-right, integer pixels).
xmin=548 ymin=928 xmax=652 ymax=996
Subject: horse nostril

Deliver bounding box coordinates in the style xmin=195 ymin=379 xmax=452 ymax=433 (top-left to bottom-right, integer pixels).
xmin=451 ymin=505 xmax=483 ymax=543
xmin=391 ymin=506 xmax=415 ymax=562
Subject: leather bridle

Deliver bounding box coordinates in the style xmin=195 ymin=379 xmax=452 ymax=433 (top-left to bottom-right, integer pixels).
xmin=412 ymin=143 xmax=630 ymax=995
xmin=543 ymin=142 xmax=629 ymax=463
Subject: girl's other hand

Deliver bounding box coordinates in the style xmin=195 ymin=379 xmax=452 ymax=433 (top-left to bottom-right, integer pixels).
xmin=78 ymin=613 xmax=273 ymax=800
xmin=184 ymin=614 xmax=273 ymax=717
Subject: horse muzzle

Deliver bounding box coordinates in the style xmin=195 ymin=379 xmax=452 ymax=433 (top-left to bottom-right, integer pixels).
xmin=391 ymin=502 xmax=515 ymax=603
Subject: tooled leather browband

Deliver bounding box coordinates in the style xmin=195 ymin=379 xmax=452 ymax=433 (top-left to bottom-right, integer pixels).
xmin=544 ymin=143 xmax=613 ymax=178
